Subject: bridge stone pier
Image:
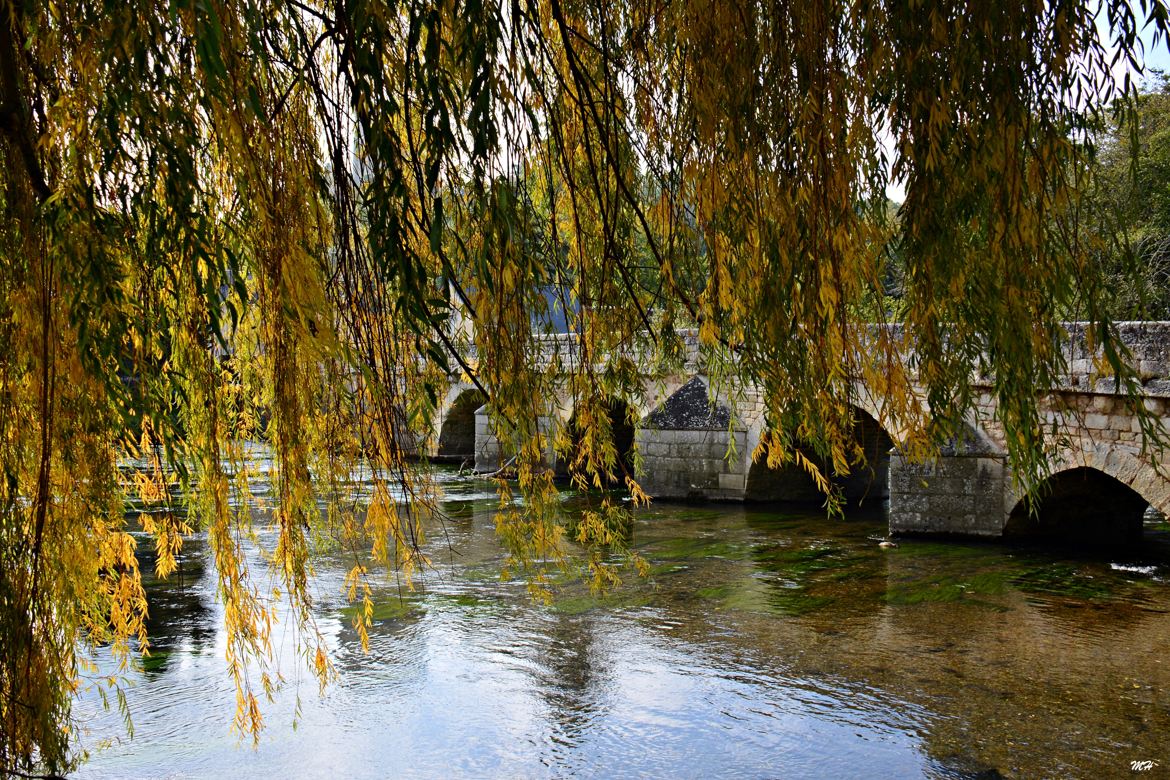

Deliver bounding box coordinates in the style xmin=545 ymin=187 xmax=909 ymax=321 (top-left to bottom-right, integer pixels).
xmin=890 ymin=323 xmax=1170 ymax=543
xmin=634 ymin=377 xmax=751 ymax=501
xmin=430 ymin=323 xmax=1170 ymax=544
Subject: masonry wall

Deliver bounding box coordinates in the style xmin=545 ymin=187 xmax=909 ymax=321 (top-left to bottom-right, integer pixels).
xmin=474 ymin=409 xmax=559 ymax=473
xmin=636 ymin=428 xmax=749 ymax=501
xmin=888 ymin=453 xmax=1009 ymax=537
xmin=461 ymin=325 xmax=1170 ymax=537
xmin=474 ymin=409 xmax=501 ymax=472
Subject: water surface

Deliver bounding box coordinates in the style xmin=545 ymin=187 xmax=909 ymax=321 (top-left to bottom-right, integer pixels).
xmin=74 ymin=468 xmax=1170 ymax=778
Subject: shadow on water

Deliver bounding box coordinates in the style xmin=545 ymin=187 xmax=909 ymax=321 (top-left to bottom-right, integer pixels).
xmin=126 ymin=512 xmax=218 ymax=675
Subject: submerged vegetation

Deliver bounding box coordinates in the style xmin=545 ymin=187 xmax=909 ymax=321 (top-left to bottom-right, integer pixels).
xmin=2 ymin=0 xmax=1170 ymax=773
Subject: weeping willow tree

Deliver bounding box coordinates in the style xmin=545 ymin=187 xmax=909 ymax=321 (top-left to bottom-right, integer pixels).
xmin=1 ymin=0 xmax=1166 ymax=772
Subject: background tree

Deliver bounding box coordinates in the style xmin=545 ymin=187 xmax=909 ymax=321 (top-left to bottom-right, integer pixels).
xmin=0 ymin=0 xmax=1167 ymax=774
xmin=1085 ymin=72 xmax=1170 ymax=318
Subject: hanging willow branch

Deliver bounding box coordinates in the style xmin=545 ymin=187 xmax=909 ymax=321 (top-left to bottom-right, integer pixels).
xmin=1 ymin=0 xmax=1167 ymax=774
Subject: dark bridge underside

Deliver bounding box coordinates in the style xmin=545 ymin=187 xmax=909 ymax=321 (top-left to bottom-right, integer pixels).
xmin=1005 ymin=467 xmax=1148 ymax=545
xmin=557 ymin=399 xmax=635 ymax=485
xmin=745 ymin=409 xmax=894 ymax=508
xmin=437 ymin=390 xmax=485 ymax=464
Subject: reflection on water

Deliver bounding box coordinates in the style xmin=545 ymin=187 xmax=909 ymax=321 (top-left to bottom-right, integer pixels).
xmin=74 ymin=468 xmax=1170 ymax=779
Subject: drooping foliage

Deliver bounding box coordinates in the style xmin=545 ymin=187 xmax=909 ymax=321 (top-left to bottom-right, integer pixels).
xmin=0 ymin=0 xmax=1166 ymax=773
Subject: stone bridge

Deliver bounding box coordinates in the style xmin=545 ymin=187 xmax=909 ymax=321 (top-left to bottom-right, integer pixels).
xmin=426 ymin=324 xmax=1170 ymax=544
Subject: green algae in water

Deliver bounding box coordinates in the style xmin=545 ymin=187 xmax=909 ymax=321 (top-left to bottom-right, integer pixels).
xmin=440 ymin=593 xmax=491 ymax=608
xmin=425 ymin=592 xmax=505 ymax=615
xmin=550 ymin=590 xmax=654 ymax=616
xmin=753 ymin=544 xmax=875 ymax=587
xmin=646 ymin=562 xmax=690 ymax=579
xmin=654 ymin=507 xmax=727 ymax=523
xmin=346 ymin=591 xmax=508 ymax=621
xmin=662 ymin=532 xmax=889 ymax=616
xmin=751 ymin=544 xmax=842 ymax=573
xmin=768 ymin=592 xmax=837 ymax=615
xmin=825 ymin=567 xmax=873 ymax=583
xmin=694 ymin=581 xmax=775 ymax=613
xmin=458 ymin=563 xmax=510 ymax=582
xmin=884 ymin=577 xmax=1010 ymax=611
xmin=881 ymin=544 xmax=1132 ymax=609
xmin=892 ymin=539 xmax=1006 ymax=563
xmin=696 ymin=576 xmax=838 ymax=616
xmin=645 ymin=536 xmax=751 ymax=561
xmin=740 ymin=511 xmax=811 ymax=533
xmin=885 ymin=593 xmax=1009 ymax=612
xmin=141 ymin=650 xmax=170 ymax=674
xmin=340 ymin=598 xmax=422 ymax=623
xmin=1011 ymin=563 xmax=1117 ymax=601
xmin=695 ymin=583 xmax=736 ymax=601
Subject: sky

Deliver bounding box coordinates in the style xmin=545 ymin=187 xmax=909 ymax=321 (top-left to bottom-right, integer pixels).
xmin=1106 ymin=3 xmax=1170 ymax=85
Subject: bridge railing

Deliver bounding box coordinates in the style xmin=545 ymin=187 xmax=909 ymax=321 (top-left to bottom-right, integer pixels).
xmin=446 ymin=321 xmax=1170 ymax=399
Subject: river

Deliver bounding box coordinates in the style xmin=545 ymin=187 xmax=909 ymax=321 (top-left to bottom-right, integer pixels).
xmin=72 ymin=466 xmax=1170 ymax=779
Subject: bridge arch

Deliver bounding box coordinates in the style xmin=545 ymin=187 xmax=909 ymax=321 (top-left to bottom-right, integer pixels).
xmin=556 ymin=396 xmax=637 ymax=486
xmin=436 ymin=388 xmax=486 ymax=464
xmin=1005 ymin=465 xmax=1149 ymax=545
xmin=1013 ymin=443 xmax=1170 ymax=509
xmin=744 ymin=406 xmax=895 ymax=507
